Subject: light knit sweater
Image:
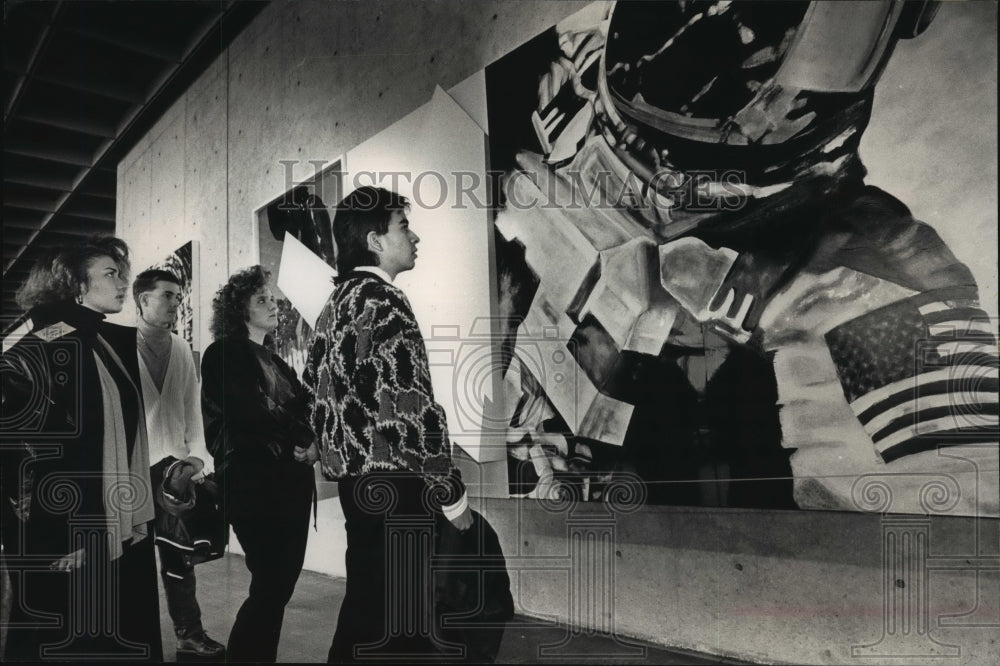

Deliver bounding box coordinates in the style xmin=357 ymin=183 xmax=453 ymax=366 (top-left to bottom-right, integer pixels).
xmin=137 ymin=332 xmax=213 ymax=473
xmin=305 ymin=271 xmax=465 ymax=508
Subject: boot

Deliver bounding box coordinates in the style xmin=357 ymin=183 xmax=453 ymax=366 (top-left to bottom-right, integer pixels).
xmin=176 ymin=631 xmax=225 ymax=658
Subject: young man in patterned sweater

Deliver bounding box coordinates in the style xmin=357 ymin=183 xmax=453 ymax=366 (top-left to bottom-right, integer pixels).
xmin=305 ymin=186 xmax=472 ymax=662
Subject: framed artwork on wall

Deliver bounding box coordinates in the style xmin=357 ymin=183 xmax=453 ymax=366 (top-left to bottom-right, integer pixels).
xmin=484 ymin=1 xmax=998 ymax=516
xmin=255 ymin=161 xmax=342 ymax=375
xmin=145 ymin=240 xmax=200 ymax=353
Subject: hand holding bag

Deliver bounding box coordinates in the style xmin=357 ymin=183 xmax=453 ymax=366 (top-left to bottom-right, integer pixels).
xmin=153 ymin=457 xmax=228 ymax=565
xmin=434 ymin=510 xmax=514 ymax=663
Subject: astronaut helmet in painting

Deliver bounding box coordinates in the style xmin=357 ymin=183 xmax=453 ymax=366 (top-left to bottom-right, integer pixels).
xmin=496 ymin=0 xmax=995 ymax=515
xmin=585 ymin=0 xmax=941 ymax=239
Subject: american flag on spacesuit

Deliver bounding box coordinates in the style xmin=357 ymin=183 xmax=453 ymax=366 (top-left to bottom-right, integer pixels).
xmin=825 ymin=287 xmax=999 ymax=463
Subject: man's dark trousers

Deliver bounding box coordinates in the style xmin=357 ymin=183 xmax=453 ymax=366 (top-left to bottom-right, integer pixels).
xmin=329 ymin=472 xmax=443 ymax=663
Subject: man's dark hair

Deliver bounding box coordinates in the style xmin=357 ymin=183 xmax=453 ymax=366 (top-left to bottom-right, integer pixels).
xmin=132 ymin=269 xmax=182 ymax=314
xmin=209 ymin=265 xmax=270 ymax=341
xmin=332 ymin=186 xmax=409 ymax=273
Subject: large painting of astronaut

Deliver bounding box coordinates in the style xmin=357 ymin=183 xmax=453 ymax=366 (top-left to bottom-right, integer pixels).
xmin=146 ymin=240 xmax=199 ymax=349
xmin=486 ymin=1 xmax=998 ymax=515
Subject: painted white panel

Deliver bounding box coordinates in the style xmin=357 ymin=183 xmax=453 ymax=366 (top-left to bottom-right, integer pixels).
xmin=344 ymin=87 xmax=504 ymax=463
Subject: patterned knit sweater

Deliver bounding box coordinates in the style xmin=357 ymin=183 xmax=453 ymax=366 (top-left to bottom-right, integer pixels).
xmin=304 ymin=272 xmax=463 ymax=501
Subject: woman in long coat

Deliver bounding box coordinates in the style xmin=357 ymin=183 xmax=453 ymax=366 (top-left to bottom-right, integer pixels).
xmin=1 ymin=237 xmax=162 ymax=661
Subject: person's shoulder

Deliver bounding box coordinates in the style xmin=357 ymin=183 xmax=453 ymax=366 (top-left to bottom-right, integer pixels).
xmin=3 ymin=320 xmax=79 ymax=377
xmin=169 ymin=332 xmax=200 ymax=367
xmin=202 ymin=338 xmax=252 ymax=382
xmin=202 ymin=336 xmax=249 ymax=361
xmin=99 ymin=321 xmax=138 ymax=350
xmin=370 ymin=279 xmax=409 ymax=303
xmin=339 ymin=272 xmax=389 ymax=291
xmin=338 ymin=273 xmax=408 ymax=307
xmin=3 ymin=322 xmax=63 ymax=359
xmin=101 ymin=321 xmax=142 ymax=359
xmin=100 ymin=320 xmax=135 ymax=334
xmin=99 ymin=320 xmax=136 ymax=337
xmin=1 ymin=319 xmax=34 ymax=357
xmin=205 ymin=336 xmax=253 ymax=350
xmin=27 ymin=320 xmax=78 ymax=344
xmin=839 ymin=184 xmax=955 ymax=246
xmin=841 ymin=185 xmax=913 ymax=223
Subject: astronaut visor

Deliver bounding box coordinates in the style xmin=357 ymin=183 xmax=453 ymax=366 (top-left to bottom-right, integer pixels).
xmin=604 ymin=1 xmax=811 ymax=124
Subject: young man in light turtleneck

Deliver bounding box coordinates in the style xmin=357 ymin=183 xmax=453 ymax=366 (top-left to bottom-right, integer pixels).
xmin=132 ymin=269 xmax=224 ymax=659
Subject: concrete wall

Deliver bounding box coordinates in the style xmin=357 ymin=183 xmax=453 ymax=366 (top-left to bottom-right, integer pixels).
xmin=115 ymin=0 xmax=587 ymax=592
xmin=116 ymin=0 xmax=587 ymax=341
xmin=479 ymin=496 xmax=998 ymax=665
xmin=116 ymin=1 xmax=998 ymax=663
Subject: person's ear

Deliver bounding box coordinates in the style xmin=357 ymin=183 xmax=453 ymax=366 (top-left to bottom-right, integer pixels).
xmin=366 ymin=231 xmax=383 ymax=255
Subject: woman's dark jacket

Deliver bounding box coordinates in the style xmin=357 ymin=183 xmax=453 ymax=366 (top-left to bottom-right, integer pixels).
xmin=200 ymin=336 xmax=314 ymax=519
xmin=0 ymin=302 xmax=142 ymax=559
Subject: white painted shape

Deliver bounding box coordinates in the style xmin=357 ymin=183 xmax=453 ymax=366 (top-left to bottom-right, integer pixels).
xmin=276 ymin=232 xmax=337 ymax=329
xmin=446 ymin=69 xmax=488 ymax=135
xmin=344 ymin=86 xmax=501 ymax=463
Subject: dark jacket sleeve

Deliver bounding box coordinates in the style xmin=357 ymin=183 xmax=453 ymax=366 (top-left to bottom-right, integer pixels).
xmin=201 ymin=339 xmax=313 ymax=474
xmin=1 ymin=346 xmax=37 ymax=553
xmin=1 ymin=335 xmax=104 ymax=558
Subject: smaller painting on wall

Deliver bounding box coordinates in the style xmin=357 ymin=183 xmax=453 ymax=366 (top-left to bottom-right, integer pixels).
xmin=146 ymin=240 xmax=200 ymax=351
xmin=256 ymin=161 xmax=342 ymax=375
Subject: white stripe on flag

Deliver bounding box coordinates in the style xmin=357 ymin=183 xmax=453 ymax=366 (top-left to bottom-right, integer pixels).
xmin=862 ymin=391 xmax=999 ymax=435
xmin=928 ymin=320 xmax=995 ymax=337
xmin=936 ymin=341 xmax=997 ymax=358
xmin=876 ymin=413 xmax=1000 ymax=455
xmin=918 ymin=301 xmax=951 ymax=316
xmin=850 ymin=365 xmax=1000 ymax=415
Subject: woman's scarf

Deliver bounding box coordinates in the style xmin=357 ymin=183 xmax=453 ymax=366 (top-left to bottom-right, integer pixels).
xmin=94 ymin=334 xmax=154 ymax=560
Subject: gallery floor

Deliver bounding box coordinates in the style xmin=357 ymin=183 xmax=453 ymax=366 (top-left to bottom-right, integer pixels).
xmin=160 ymin=553 xmax=741 ymax=664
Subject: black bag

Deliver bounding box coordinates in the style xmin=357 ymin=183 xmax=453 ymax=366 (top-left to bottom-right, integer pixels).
xmin=434 ymin=510 xmax=514 ymax=663
xmin=152 ymin=458 xmax=227 ymax=566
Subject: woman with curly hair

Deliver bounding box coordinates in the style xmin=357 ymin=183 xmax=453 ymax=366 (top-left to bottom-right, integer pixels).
xmin=200 ymin=265 xmax=317 ymax=662
xmin=2 ymin=236 xmax=162 ymax=661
